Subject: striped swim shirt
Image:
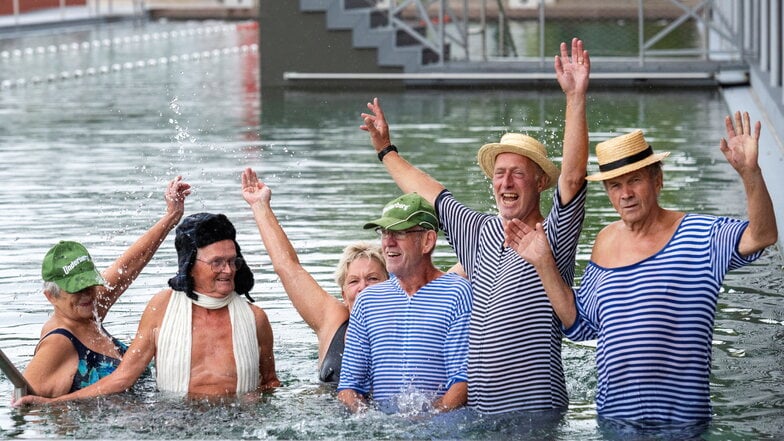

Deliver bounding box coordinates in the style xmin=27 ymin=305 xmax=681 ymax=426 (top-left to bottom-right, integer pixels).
xmin=337 ymin=272 xmax=472 ymax=403
xmin=435 ymin=185 xmax=587 ymax=414
xmin=565 ymin=214 xmax=762 ymax=422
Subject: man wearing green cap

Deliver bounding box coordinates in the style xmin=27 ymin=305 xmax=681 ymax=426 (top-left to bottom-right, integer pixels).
xmin=358 ymin=39 xmax=590 ymax=415
xmin=337 ymin=193 xmax=472 ymax=413
xmin=23 ymin=177 xmax=191 ymax=398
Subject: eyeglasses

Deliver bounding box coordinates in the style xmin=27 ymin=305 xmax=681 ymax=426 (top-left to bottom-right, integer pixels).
xmin=374 ymin=227 xmax=428 ymax=240
xmin=196 ymin=256 xmax=244 ymax=273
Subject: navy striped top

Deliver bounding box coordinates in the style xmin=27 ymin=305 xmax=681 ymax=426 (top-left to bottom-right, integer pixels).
xmin=337 ymin=273 xmax=472 ymax=403
xmin=436 ymin=185 xmax=587 ymax=414
xmin=565 ymin=214 xmax=762 ymax=422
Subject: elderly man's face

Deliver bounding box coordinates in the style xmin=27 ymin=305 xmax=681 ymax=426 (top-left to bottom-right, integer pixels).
xmin=492 ymin=153 xmax=547 ymax=222
xmin=603 ymin=167 xmax=662 ymax=225
xmin=192 ymin=239 xmax=237 ymax=298
xmin=380 ymin=227 xmax=434 ymax=281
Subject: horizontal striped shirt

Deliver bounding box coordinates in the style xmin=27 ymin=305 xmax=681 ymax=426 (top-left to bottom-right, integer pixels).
xmin=337 ymin=273 xmax=472 ymax=403
xmin=436 ymin=185 xmax=587 ymax=414
xmin=565 ymin=214 xmax=762 ymax=422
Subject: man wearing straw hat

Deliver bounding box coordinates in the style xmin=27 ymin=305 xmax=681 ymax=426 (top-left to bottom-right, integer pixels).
xmin=359 ymin=38 xmax=591 ymax=415
xmin=504 ymin=111 xmax=777 ymax=424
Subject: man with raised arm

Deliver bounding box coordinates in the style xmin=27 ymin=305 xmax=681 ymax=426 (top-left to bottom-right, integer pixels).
xmin=504 ymin=111 xmax=777 ymax=424
xmin=359 ymin=38 xmax=590 ymax=414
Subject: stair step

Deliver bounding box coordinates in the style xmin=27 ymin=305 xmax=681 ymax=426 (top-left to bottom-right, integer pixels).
xmin=302 ymin=0 xmax=437 ymax=71
xmin=344 ymin=0 xmax=379 ymax=9
xmin=300 ymin=0 xmax=331 ymax=12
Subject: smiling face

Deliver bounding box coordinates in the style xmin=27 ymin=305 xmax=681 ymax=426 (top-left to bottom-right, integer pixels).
xmin=340 ymin=257 xmax=387 ymax=311
xmin=381 ymin=227 xmax=435 ymax=280
xmin=603 ymin=165 xmax=662 ymax=225
xmin=191 ymin=239 xmax=237 ymax=298
xmin=491 ymin=152 xmax=548 ymax=222
xmin=46 ymin=285 xmax=99 ymax=321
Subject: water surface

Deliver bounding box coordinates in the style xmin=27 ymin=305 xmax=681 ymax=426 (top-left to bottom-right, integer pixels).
xmin=0 ymin=19 xmax=782 ymax=440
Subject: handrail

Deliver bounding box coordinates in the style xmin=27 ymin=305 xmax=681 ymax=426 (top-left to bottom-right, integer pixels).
xmin=374 ymin=0 xmax=750 ymax=66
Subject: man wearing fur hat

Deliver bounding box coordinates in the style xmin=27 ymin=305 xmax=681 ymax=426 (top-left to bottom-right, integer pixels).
xmin=17 ymin=212 xmax=280 ymax=404
xmin=505 ymin=111 xmax=777 ymax=424
xmin=359 ymin=39 xmax=590 ymax=414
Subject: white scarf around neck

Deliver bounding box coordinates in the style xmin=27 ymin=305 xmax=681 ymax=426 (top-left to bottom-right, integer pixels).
xmin=156 ymin=290 xmax=259 ymax=395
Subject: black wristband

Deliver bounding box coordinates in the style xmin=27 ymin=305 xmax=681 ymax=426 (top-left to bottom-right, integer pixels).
xmin=377 ymin=144 xmax=398 ymax=162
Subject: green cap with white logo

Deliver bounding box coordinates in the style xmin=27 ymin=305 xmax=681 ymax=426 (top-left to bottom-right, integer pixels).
xmin=363 ymin=193 xmax=439 ymax=232
xmin=41 ymin=241 xmax=105 ymax=293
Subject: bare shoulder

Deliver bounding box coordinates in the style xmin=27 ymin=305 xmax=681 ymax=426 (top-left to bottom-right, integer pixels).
xmin=147 ymin=288 xmax=174 ymax=307
xmin=591 ymin=221 xmax=623 ymax=257
xmin=33 ymin=331 xmax=76 ymax=359
xmin=248 ymin=303 xmax=270 ymax=325
xmin=139 ymin=288 xmax=174 ymax=323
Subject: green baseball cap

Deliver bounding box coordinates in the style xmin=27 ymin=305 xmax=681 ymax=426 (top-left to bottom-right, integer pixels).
xmin=363 ymin=193 xmax=439 ymax=232
xmin=41 ymin=241 xmax=105 ymax=293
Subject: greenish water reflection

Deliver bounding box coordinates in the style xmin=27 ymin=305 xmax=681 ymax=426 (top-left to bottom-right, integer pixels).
xmin=478 ymin=19 xmax=698 ymax=58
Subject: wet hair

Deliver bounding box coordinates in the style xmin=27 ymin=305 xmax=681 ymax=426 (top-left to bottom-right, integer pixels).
xmin=334 ymin=242 xmax=388 ymax=288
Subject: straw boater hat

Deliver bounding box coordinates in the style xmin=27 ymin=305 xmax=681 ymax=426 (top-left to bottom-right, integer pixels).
xmin=586 ymin=129 xmax=670 ymax=181
xmin=477 ymin=133 xmax=560 ymax=189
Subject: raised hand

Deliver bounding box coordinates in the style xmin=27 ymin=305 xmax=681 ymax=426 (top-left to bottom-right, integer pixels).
xmin=241 ymin=167 xmax=271 ymax=207
xmin=555 ymin=38 xmax=590 ymax=97
xmin=504 ymin=219 xmax=553 ymax=267
xmin=164 ymin=175 xmax=191 ymax=219
xmin=360 ymin=97 xmax=392 ymax=153
xmin=720 ymin=110 xmax=762 ymax=178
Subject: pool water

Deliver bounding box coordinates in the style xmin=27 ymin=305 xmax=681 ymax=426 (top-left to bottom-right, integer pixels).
xmin=0 ymin=19 xmax=782 ymax=440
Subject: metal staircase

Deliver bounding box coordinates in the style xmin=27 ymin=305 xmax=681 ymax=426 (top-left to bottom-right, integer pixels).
xmin=299 ymin=0 xmax=446 ymax=72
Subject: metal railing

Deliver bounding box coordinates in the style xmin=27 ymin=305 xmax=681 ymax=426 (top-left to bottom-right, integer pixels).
xmin=380 ymin=0 xmax=749 ymax=65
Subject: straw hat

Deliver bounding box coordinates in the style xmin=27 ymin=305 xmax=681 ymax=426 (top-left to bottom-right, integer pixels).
xmin=477 ymin=133 xmax=560 ymax=189
xmin=586 ymin=130 xmax=670 ymax=181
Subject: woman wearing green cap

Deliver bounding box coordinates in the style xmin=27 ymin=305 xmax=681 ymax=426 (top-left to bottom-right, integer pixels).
xmin=23 ymin=176 xmax=191 ymax=398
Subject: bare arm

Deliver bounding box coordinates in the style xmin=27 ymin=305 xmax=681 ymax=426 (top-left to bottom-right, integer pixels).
xmin=22 ymin=336 xmax=78 ymax=398
xmin=554 ymin=38 xmax=590 ymax=205
xmin=720 ymin=111 xmax=778 ymax=255
xmin=433 ymin=381 xmax=467 ymax=412
xmin=360 ymin=98 xmax=446 ymax=204
xmin=15 ymin=291 xmax=167 ymax=406
xmin=241 ymin=168 xmax=349 ymax=340
xmin=253 ymin=305 xmax=281 ymax=391
xmin=504 ymin=220 xmax=577 ymax=327
xmin=96 ymin=176 xmax=191 ymax=319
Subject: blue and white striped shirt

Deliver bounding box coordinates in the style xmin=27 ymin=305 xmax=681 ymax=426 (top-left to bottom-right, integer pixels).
xmin=566 ymin=214 xmax=762 ymax=422
xmin=337 ymin=273 xmax=472 ymax=403
xmin=436 ymin=185 xmax=587 ymax=414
